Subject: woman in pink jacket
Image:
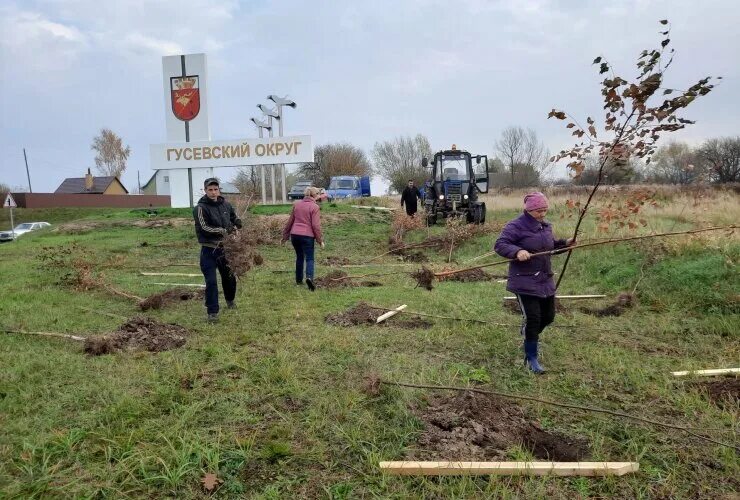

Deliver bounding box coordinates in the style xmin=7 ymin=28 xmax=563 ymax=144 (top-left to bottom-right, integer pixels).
xmin=281 ymin=186 xmax=324 ymax=291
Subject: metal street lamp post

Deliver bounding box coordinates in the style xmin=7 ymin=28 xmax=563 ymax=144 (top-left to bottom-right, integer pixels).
xmin=258 ymin=104 xmax=279 ymax=204
xmin=250 ymin=117 xmax=271 ymax=205
xmin=268 ymin=95 xmax=297 ymax=204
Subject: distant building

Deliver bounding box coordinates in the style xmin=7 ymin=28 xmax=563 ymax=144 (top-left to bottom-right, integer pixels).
xmin=141 ymin=171 xmax=169 ymax=196
xmin=55 ymin=169 xmax=128 ymax=195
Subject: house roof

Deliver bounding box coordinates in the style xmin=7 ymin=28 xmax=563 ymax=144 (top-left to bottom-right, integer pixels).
xmin=55 ymin=176 xmax=128 ymax=194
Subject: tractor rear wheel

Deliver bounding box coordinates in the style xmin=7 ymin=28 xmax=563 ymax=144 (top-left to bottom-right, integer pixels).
xmin=479 ymin=203 xmax=487 ymax=224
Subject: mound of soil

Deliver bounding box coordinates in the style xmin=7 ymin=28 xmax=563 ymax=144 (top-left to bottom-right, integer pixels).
xmin=325 ymin=302 xmax=433 ymax=329
xmin=580 ymin=292 xmax=635 ymax=317
xmin=315 ymin=271 xmax=384 ymax=289
xmin=439 ymin=268 xmax=504 ymax=282
xmin=84 ymin=317 xmax=189 ymax=356
xmin=690 ymin=377 xmax=740 ymax=409
xmin=410 ymin=391 xmax=589 ymax=461
xmin=322 ymin=256 xmax=351 ymax=266
xmin=139 ymin=287 xmax=204 ymax=311
xmin=315 ymin=270 xmax=355 ymax=289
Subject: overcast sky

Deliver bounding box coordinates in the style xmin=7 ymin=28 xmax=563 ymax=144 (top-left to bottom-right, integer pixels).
xmin=1 ymin=0 xmax=738 ymax=194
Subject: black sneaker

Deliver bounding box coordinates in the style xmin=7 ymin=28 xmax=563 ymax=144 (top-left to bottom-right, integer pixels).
xmin=295 ymin=280 xmax=303 ymax=286
xmin=207 ymin=313 xmax=219 ymax=323
xmin=306 ymin=278 xmax=315 ymax=292
xmin=226 ymin=301 xmax=236 ymax=309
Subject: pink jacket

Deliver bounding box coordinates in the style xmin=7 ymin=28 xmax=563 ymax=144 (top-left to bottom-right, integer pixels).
xmin=282 ymin=197 xmax=323 ymax=243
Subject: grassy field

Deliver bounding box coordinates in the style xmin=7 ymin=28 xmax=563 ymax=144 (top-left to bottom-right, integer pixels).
xmin=0 ymin=190 xmax=738 ymax=498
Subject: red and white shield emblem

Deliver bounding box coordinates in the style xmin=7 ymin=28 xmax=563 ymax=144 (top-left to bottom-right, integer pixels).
xmin=170 ymin=76 xmax=200 ymax=121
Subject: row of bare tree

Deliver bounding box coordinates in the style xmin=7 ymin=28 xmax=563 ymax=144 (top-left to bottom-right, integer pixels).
xmin=568 ymin=137 xmax=740 ymax=186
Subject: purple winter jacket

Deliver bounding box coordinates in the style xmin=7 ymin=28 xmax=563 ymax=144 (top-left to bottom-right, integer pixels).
xmin=494 ymin=211 xmax=568 ymax=298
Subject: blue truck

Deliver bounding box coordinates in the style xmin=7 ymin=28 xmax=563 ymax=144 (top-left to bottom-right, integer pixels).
xmin=325 ymin=175 xmax=371 ymax=201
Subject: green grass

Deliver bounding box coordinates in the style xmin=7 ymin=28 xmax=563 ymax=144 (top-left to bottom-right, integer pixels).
xmin=0 ymin=203 xmax=738 ymax=498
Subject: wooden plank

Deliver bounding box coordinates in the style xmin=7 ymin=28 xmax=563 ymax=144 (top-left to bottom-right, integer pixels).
xmin=151 ymin=282 xmax=205 ymax=288
xmin=379 ymin=461 xmax=639 ymax=477
xmin=671 ymin=368 xmax=740 ymax=377
xmin=141 ymin=272 xmax=201 ymax=277
xmin=503 ymin=295 xmax=606 ymax=301
xmin=376 ymin=305 xmax=407 ymax=323
xmin=350 ymin=205 xmax=397 ymax=212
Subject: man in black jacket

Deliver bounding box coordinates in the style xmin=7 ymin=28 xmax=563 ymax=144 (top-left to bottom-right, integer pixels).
xmin=193 ymin=178 xmax=242 ymax=323
xmin=400 ymin=179 xmax=422 ymax=217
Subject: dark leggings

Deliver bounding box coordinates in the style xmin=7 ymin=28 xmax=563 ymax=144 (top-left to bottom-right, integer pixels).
xmin=516 ymin=293 xmax=556 ymax=342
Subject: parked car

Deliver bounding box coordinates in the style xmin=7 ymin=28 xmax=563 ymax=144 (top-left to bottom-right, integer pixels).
xmin=288 ymin=181 xmax=313 ymax=200
xmin=0 ymin=222 xmax=51 ymax=242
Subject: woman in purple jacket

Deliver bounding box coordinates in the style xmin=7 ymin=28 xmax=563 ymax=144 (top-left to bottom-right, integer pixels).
xmin=494 ymin=192 xmax=574 ymax=374
xmin=281 ymin=187 xmax=325 ymax=291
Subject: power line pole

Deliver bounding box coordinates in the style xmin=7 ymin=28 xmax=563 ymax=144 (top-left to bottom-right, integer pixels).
xmin=23 ymin=148 xmax=32 ymax=193
xmin=137 ymin=170 xmax=142 ymax=194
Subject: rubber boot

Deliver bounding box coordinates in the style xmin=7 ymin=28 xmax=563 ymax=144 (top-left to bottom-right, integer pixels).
xmin=524 ymin=341 xmax=545 ymax=374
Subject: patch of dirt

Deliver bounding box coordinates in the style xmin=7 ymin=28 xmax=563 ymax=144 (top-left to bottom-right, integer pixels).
xmin=139 ymin=287 xmax=205 ymax=311
xmin=403 ymin=251 xmax=428 ymax=263
xmin=54 ymin=218 xmax=192 ymax=234
xmin=690 ymin=378 xmax=740 ymax=410
xmin=439 ymin=268 xmax=505 ymax=282
xmin=410 ymin=391 xmax=590 ymax=461
xmin=84 ymin=317 xmax=189 ymax=356
xmin=580 ymin=292 xmax=635 ymax=317
xmin=315 ymin=271 xmax=384 ymax=289
xmin=325 ymin=302 xmax=433 ymax=329
xmin=321 ymin=256 xmax=351 ymax=266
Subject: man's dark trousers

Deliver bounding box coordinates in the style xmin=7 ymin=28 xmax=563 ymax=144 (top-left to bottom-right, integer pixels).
xmin=200 ymin=246 xmax=236 ymax=314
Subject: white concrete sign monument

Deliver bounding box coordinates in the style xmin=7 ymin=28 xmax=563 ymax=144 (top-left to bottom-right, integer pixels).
xmin=151 ymin=53 xmax=313 ymax=208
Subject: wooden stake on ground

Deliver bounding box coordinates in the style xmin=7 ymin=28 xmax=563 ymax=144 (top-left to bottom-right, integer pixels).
xmin=2 ymin=329 xmax=85 ymax=342
xmin=671 ymin=368 xmax=740 ymax=377
xmin=504 ymin=295 xmax=606 ymax=300
xmin=351 ymin=205 xmax=396 ymax=212
xmin=379 ymin=461 xmax=639 ymax=477
xmin=376 ymin=305 xmax=407 ymax=323
xmin=141 ymin=272 xmax=202 ymax=277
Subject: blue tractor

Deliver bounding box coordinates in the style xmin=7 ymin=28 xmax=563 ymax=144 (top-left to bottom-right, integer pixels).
xmin=421 ymin=145 xmax=489 ymax=225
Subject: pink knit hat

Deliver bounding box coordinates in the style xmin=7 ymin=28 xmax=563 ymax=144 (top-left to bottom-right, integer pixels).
xmin=524 ymin=192 xmax=549 ymax=211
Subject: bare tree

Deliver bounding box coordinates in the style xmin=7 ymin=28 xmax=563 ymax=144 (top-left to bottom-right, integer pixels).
xmin=494 ymin=126 xmax=548 ymax=187
xmin=91 ymin=128 xmax=131 ymax=177
xmin=0 ymin=182 xmax=10 ymax=195
xmin=372 ymin=134 xmax=432 ymax=193
xmin=649 ymin=141 xmax=703 ymax=184
xmin=298 ymin=143 xmax=371 ymax=188
xmin=697 ymin=137 xmax=740 ymax=183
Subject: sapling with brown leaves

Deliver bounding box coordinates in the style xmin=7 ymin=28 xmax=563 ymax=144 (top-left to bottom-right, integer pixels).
xmin=548 ymin=19 xmax=718 ymax=288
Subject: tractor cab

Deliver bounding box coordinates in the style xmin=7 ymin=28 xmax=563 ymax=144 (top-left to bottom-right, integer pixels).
xmin=421 ymin=145 xmax=489 ymax=225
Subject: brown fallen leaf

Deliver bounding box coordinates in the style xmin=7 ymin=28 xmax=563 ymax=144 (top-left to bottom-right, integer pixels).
xmin=201 ymin=472 xmax=222 ymax=492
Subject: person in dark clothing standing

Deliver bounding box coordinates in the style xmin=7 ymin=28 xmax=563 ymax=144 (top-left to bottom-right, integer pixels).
xmin=400 ymin=179 xmax=422 ymax=216
xmin=494 ymin=192 xmax=574 ymax=374
xmin=193 ymin=178 xmax=242 ymax=323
